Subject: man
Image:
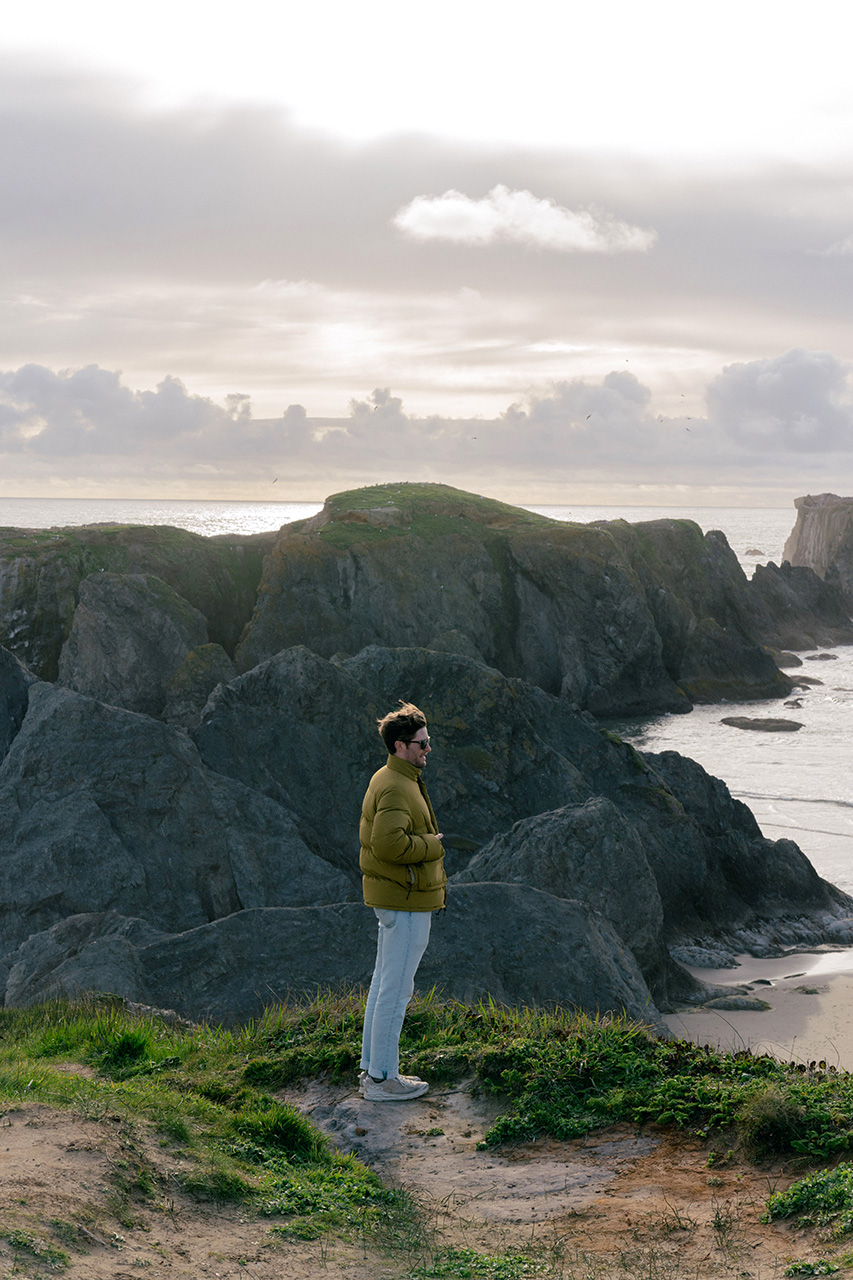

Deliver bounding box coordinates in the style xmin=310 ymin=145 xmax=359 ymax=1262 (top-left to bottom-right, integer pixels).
xmin=358 ymin=701 xmax=446 ymax=1101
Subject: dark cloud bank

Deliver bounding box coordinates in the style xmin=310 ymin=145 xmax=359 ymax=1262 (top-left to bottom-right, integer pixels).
xmin=2 ymin=348 xmax=852 ymax=499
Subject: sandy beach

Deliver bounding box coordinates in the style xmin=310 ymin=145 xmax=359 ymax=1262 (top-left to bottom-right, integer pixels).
xmin=664 ymin=947 xmax=853 ymax=1068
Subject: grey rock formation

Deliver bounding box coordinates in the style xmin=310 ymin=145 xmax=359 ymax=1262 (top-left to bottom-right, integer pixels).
xmin=643 ymin=749 xmax=843 ymax=939
xmin=3 ymin=885 xmax=659 ymax=1028
xmin=782 ymin=493 xmax=853 ymax=605
xmin=193 ymin=642 xmax=849 ymax=1011
xmin=57 ymin=573 xmax=208 ymax=716
xmin=4 ymin=912 xmax=161 ymax=1007
xmin=2 ymin=484 xmax=851 ymax=1026
xmin=720 ymin=717 xmax=803 ymax=732
xmin=234 ymin=485 xmax=790 ymax=717
xmin=0 ymin=682 xmax=353 ymax=954
xmin=0 ymin=523 xmax=274 ymax=679
xmin=0 ymin=645 xmax=36 ymax=761
xmin=748 ymin=559 xmax=853 ymax=649
xmin=163 ymin=643 xmax=237 ymax=729
xmin=450 ymin=797 xmax=665 ymax=972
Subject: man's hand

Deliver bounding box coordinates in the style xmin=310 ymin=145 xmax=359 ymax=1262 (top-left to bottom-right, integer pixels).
xmin=437 ymin=832 xmax=443 ymax=839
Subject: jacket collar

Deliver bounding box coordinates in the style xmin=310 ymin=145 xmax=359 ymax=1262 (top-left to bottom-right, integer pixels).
xmin=386 ymin=753 xmax=423 ymax=782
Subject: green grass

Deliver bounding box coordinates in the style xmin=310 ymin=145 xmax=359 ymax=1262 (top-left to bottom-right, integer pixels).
xmin=232 ymin=989 xmax=853 ymax=1161
xmin=0 ymin=996 xmax=390 ymax=1243
xmin=408 ymin=1247 xmax=550 ymax=1277
xmin=6 ymin=990 xmax=853 ymax=1263
xmin=766 ymin=1164 xmax=853 ymax=1242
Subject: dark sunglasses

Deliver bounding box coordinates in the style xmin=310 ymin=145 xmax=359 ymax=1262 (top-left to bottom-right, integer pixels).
xmin=406 ymin=736 xmax=430 ymax=748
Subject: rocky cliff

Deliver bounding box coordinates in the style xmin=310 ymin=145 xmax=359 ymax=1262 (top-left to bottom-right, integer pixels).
xmin=0 ymin=522 xmax=275 ymax=681
xmin=782 ymin=493 xmax=853 ymax=607
xmin=2 ymin=641 xmax=850 ymax=1025
xmin=234 ymin=484 xmax=792 ymax=716
xmin=1 ymin=485 xmax=851 ymax=1027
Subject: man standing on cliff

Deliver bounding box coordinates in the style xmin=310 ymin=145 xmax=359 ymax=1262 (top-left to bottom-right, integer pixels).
xmin=358 ymin=701 xmax=446 ymax=1101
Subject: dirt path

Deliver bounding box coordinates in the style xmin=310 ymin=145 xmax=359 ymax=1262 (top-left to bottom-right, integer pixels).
xmin=0 ymin=1082 xmax=834 ymax=1279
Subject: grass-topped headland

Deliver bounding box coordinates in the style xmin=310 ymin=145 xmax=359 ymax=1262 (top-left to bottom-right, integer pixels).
xmin=296 ymin=482 xmax=558 ymax=548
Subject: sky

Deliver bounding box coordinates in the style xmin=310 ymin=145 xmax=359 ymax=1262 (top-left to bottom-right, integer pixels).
xmin=2 ymin=0 xmax=853 ymax=504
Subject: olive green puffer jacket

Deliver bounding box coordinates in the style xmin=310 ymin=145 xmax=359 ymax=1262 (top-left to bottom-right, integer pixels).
xmin=359 ymin=755 xmax=446 ymax=911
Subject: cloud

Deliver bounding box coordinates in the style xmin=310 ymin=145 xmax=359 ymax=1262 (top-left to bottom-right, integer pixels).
xmin=706 ymin=348 xmax=853 ymax=451
xmin=3 ymin=351 xmax=853 ymax=501
xmin=393 ymin=185 xmax=657 ymax=253
xmin=822 ymin=234 xmax=853 ymax=256
xmin=0 ymin=364 xmax=240 ymax=456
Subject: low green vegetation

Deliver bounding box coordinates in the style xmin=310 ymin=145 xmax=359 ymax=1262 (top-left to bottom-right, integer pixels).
xmin=767 ymin=1164 xmax=853 ymax=1243
xmin=5 ymin=991 xmax=853 ymax=1273
xmin=239 ymin=990 xmax=853 ymax=1161
xmin=311 ymin=482 xmax=557 ymax=549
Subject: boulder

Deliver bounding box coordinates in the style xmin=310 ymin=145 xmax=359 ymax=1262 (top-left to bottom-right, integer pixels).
xmin=450 ymin=797 xmax=665 ymax=972
xmin=0 ymin=682 xmax=353 ymax=953
xmin=57 ymin=573 xmax=208 ymax=716
xmin=0 ymin=645 xmax=36 ymax=761
xmin=2 ymin=885 xmax=661 ymax=1028
xmin=3 ymin=912 xmax=162 ymax=1007
xmin=163 ymin=643 xmax=237 ymax=729
xmin=233 ymin=484 xmax=790 ymax=717
xmin=720 ymin=716 xmax=803 ymax=732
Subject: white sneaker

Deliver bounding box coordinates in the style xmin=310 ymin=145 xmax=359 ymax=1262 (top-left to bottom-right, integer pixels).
xmin=359 ymin=1070 xmax=425 ymax=1095
xmin=361 ymin=1075 xmax=429 ymax=1102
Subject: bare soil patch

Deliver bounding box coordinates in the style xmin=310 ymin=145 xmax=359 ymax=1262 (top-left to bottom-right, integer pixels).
xmin=0 ymin=1081 xmax=839 ymax=1279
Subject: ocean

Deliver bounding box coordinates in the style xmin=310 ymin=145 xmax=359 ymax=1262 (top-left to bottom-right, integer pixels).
xmin=4 ymin=494 xmax=848 ymax=896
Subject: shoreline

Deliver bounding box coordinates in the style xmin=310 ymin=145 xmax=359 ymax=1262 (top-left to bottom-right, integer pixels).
xmin=665 ymin=948 xmax=853 ymax=1068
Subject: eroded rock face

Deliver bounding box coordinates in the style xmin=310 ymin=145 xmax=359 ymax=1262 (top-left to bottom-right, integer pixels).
xmin=0 ymin=645 xmax=36 ymax=761
xmin=163 ymin=643 xmax=237 ymax=729
xmin=234 ymin=486 xmax=790 ymax=716
xmin=782 ymin=494 xmax=853 ymax=603
xmin=0 ymin=640 xmax=849 ymax=1021
xmin=57 ymin=573 xmax=208 ymax=716
xmin=0 ymin=683 xmax=353 ymax=954
xmin=749 ymin=559 xmax=853 ymax=650
xmin=192 ymin=642 xmax=849 ymax=1012
xmin=2 ymin=887 xmax=658 ymax=1027
xmin=0 ymin=523 xmax=274 ymax=679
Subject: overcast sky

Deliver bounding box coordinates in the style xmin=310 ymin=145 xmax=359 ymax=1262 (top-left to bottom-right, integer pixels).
xmin=2 ymin=0 xmax=853 ymax=504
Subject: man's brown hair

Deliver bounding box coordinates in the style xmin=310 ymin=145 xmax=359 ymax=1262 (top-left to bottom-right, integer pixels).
xmin=377 ymin=701 xmax=426 ymax=754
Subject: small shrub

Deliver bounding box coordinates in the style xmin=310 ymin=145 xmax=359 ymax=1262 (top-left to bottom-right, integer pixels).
xmin=232 ymin=1099 xmax=327 ymax=1162
xmin=737 ymin=1084 xmax=808 ymax=1157
xmin=91 ymin=1025 xmax=153 ymax=1074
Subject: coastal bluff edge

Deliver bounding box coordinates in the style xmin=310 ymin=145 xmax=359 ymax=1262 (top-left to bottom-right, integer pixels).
xmin=1 ymin=483 xmax=852 ymax=1026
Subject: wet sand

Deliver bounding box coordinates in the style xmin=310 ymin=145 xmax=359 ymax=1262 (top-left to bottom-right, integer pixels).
xmin=664 ymin=948 xmax=853 ymax=1068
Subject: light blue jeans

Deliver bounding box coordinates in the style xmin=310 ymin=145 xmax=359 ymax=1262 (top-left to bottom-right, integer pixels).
xmin=361 ymin=908 xmax=432 ymax=1080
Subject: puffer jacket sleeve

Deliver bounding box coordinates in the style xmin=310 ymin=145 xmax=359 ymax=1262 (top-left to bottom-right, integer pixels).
xmin=370 ymin=783 xmax=443 ymax=864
